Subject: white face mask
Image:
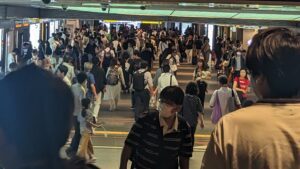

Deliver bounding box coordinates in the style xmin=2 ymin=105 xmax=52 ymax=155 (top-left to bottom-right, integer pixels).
xmin=237 ymin=52 xmax=241 ymax=56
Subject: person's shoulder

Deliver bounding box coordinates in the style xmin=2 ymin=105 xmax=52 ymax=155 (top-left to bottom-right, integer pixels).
xmin=177 ymin=115 xmax=190 ymax=129
xmin=220 ymin=104 xmax=270 ymax=127
xmin=137 ymin=111 xmax=159 ymax=124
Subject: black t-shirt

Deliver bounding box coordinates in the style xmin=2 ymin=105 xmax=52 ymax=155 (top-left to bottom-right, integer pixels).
xmin=196 ymin=80 xmax=208 ymax=106
xmin=91 ymin=65 xmax=106 ymax=93
xmin=195 ymin=39 xmax=203 ymax=49
xmin=185 ymin=40 xmax=193 ymax=49
xmin=214 ymin=42 xmax=223 ymax=56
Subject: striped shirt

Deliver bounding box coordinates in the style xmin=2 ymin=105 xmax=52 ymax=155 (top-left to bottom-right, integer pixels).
xmin=125 ymin=111 xmax=192 ymax=169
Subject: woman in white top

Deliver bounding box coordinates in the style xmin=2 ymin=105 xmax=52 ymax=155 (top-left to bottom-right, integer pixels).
xmin=103 ymin=58 xmax=125 ymax=111
xmin=166 ymin=49 xmax=180 ymax=76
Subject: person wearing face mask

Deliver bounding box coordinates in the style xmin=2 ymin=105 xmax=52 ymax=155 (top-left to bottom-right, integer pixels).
xmin=120 ymin=86 xmax=192 ymax=169
xmin=230 ymin=50 xmax=246 ymax=81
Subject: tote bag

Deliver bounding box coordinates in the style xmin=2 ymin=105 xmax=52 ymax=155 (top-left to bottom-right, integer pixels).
xmin=211 ymin=92 xmax=222 ymax=124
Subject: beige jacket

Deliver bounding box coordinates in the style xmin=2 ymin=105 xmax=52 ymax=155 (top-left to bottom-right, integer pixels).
xmin=201 ymin=102 xmax=300 ymax=169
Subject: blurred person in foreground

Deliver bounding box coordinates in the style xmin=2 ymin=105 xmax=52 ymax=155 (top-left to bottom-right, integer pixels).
xmin=0 ymin=64 xmax=99 ymax=169
xmin=201 ymin=27 xmax=300 ymax=169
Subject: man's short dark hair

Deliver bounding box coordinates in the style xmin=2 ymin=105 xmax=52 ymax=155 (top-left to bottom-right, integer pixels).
xmin=162 ymin=64 xmax=170 ymax=73
xmin=58 ymin=64 xmax=68 ymax=76
xmin=246 ymin=27 xmax=300 ymax=98
xmin=76 ymin=72 xmax=87 ymax=84
xmin=160 ymin=86 xmax=184 ymax=105
xmin=133 ymin=50 xmax=140 ymax=57
xmin=140 ymin=61 xmax=148 ymax=69
xmin=0 ymin=64 xmax=74 ymax=161
xmin=185 ymin=82 xmax=199 ymax=96
xmin=92 ymin=56 xmax=100 ymax=66
xmin=218 ymin=75 xmax=228 ymax=85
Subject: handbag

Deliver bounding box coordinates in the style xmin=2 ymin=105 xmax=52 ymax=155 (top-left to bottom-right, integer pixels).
xmin=211 ymin=91 xmax=223 ymax=124
xmin=227 ymin=89 xmax=239 ymax=112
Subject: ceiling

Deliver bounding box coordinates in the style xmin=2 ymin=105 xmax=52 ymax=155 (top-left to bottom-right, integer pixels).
xmin=0 ymin=0 xmax=300 ymax=22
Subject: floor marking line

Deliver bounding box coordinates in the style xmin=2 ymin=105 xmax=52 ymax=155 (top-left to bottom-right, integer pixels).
xmin=77 ymin=131 xmax=211 ymax=138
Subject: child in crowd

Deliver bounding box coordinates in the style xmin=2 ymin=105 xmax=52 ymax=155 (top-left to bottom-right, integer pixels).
xmin=77 ymin=98 xmax=101 ymax=163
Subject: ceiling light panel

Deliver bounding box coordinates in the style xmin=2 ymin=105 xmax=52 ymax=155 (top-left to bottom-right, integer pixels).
xmin=172 ymin=11 xmax=237 ymax=18
xmin=233 ymin=13 xmax=300 ymax=20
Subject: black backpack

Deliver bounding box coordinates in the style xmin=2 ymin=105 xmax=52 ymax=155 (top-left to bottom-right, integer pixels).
xmin=106 ymin=68 xmax=119 ymax=85
xmin=133 ymin=71 xmax=146 ymax=91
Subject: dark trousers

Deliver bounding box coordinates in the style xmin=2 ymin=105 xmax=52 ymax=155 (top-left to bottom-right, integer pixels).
xmin=134 ymin=90 xmax=150 ymax=121
xmin=131 ymin=91 xmax=136 ymax=108
xmin=69 ymin=116 xmax=81 ymax=153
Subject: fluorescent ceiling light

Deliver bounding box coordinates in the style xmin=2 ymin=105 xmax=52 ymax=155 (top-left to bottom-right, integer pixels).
xmin=109 ymin=8 xmax=172 ymax=16
xmin=110 ymin=3 xmax=142 ymax=7
xmin=82 ymin=3 xmax=100 ymax=6
xmin=172 ymin=11 xmax=237 ymax=18
xmin=233 ymin=13 xmax=300 ymax=20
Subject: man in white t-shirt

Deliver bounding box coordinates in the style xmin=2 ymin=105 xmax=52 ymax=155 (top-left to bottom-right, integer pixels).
xmin=156 ymin=64 xmax=178 ymax=96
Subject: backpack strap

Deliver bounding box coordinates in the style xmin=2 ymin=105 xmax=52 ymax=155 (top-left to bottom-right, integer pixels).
xmin=170 ymin=75 xmax=173 ymax=86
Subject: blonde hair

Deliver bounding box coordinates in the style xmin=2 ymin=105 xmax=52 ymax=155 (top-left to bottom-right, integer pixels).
xmin=84 ymin=62 xmax=93 ymax=71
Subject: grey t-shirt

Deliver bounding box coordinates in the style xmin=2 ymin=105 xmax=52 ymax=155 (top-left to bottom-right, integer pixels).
xmin=181 ymin=94 xmax=203 ymax=127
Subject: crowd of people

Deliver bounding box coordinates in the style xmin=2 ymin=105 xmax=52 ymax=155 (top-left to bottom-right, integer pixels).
xmin=2 ymin=23 xmax=299 ymax=169
xmin=4 ymin=23 xmax=250 ymax=163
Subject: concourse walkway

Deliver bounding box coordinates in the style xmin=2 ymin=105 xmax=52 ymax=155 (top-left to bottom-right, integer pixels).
xmin=65 ymin=59 xmax=256 ymax=168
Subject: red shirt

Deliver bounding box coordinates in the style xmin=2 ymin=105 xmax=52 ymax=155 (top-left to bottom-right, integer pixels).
xmin=234 ymin=77 xmax=250 ymax=97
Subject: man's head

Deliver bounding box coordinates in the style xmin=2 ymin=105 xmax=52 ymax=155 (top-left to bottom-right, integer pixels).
xmin=159 ymin=86 xmax=184 ymax=119
xmin=140 ymin=61 xmax=148 ymax=70
xmin=0 ymin=64 xmax=74 ymax=167
xmin=56 ymin=64 xmax=68 ymax=79
xmin=133 ymin=50 xmax=140 ymax=58
xmin=246 ymin=27 xmax=300 ymax=98
xmin=92 ymin=56 xmax=100 ymax=67
xmin=84 ymin=62 xmax=93 ymax=72
xmin=162 ymin=64 xmax=170 ymax=73
xmin=218 ymin=75 xmax=228 ymax=86
xmin=76 ymin=72 xmax=87 ymax=85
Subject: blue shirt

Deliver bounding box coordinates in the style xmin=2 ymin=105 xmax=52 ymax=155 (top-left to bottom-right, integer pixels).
xmin=86 ymin=72 xmax=95 ymax=98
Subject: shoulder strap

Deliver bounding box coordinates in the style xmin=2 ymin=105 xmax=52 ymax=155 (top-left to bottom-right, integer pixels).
xmin=215 ymin=91 xmax=220 ymax=105
xmin=170 ymin=75 xmax=173 ymax=86
xmin=231 ymin=88 xmax=235 ymax=97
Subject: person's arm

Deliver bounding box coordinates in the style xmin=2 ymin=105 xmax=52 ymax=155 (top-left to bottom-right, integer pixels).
xmin=199 ymin=113 xmax=205 ymax=129
xmin=89 ymin=74 xmax=98 ymax=100
xmin=119 ymin=144 xmax=133 ymax=169
xmin=179 ymin=123 xmax=192 ymax=169
xmin=197 ymin=98 xmax=205 ymax=129
xmin=146 ymin=72 xmax=154 ymax=95
xmin=119 ymin=67 xmax=126 ymax=87
xmin=209 ymin=91 xmax=217 ymax=108
xmin=179 ymin=156 xmax=189 ymax=169
xmin=233 ymin=90 xmax=242 ymax=108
